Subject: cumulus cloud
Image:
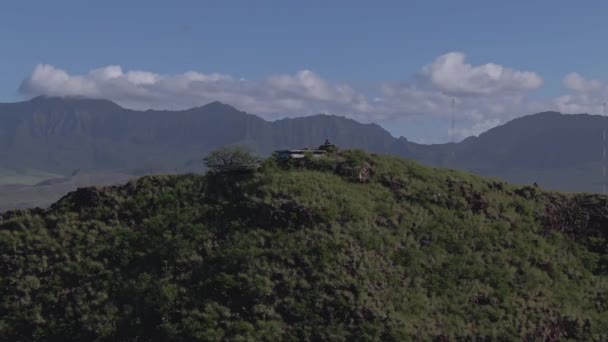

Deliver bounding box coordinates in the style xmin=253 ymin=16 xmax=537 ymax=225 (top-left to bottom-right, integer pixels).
xmin=378 ymin=52 xmax=548 ymax=138
xmin=19 ymin=64 xmax=372 ymax=121
xmin=22 ymin=64 xmax=99 ymax=97
xmin=420 ymin=52 xmax=543 ymax=96
xmin=550 ymin=73 xmax=608 ymax=114
xmin=563 ymin=72 xmax=603 ymax=93
xmin=20 ymin=52 xmax=583 ymax=143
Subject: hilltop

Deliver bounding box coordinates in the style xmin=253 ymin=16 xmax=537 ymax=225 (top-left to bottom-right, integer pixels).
xmin=0 ymin=150 xmax=606 ymax=340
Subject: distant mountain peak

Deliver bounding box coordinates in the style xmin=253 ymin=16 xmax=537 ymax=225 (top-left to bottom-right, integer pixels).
xmin=197 ymin=101 xmax=240 ymax=112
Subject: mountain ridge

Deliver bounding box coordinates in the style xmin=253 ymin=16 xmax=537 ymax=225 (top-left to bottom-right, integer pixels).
xmin=0 ymin=96 xmax=415 ymax=173
xmin=1 ymin=96 xmax=608 ymax=210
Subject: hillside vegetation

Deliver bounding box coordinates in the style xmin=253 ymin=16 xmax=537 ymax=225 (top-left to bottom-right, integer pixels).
xmin=0 ymin=150 xmax=606 ymax=341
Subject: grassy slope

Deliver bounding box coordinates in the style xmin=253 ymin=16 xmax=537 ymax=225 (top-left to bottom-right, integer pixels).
xmin=0 ymin=151 xmax=606 ymax=341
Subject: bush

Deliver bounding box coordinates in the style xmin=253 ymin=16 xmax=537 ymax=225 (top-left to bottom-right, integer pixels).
xmin=203 ymin=146 xmax=260 ymax=172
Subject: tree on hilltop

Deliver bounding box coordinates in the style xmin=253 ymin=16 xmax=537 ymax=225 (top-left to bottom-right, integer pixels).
xmin=203 ymin=145 xmax=260 ymax=172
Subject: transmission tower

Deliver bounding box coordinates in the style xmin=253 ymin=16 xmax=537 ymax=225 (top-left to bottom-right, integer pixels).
xmin=602 ymin=102 xmax=608 ymax=194
xmin=446 ymin=98 xmax=456 ymax=168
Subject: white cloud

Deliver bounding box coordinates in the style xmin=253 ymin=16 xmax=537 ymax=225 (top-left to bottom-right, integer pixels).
xmin=563 ymin=72 xmax=603 ymax=93
xmin=25 ymin=53 xmax=606 ymax=143
xmin=19 ymin=64 xmax=374 ymax=121
xmin=421 ymin=52 xmax=543 ymax=96
xmin=552 ymin=73 xmax=608 ymax=114
xmin=90 ymin=65 xmax=123 ymax=81
xmin=23 ymin=64 xmax=99 ymax=97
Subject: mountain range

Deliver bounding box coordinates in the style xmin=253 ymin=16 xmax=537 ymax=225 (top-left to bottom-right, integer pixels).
xmin=0 ymin=96 xmax=606 ymax=209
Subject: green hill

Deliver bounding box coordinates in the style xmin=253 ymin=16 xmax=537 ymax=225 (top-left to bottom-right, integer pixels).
xmin=0 ymin=151 xmax=606 ymax=340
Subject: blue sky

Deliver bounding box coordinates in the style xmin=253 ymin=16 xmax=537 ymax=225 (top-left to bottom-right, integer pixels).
xmin=2 ymin=0 xmax=608 ymax=143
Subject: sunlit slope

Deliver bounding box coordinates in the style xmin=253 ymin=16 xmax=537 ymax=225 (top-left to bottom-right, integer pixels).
xmin=0 ymin=151 xmax=606 ymax=340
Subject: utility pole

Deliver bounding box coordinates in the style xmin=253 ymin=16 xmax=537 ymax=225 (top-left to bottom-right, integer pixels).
xmin=602 ymin=102 xmax=607 ymax=194
xmin=450 ymin=98 xmax=456 ymax=167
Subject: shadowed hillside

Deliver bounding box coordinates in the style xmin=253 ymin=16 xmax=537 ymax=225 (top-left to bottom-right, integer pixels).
xmin=0 ymin=151 xmax=606 ymax=340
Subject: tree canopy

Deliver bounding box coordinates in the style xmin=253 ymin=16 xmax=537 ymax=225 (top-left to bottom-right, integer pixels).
xmin=203 ymin=145 xmax=260 ymax=172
